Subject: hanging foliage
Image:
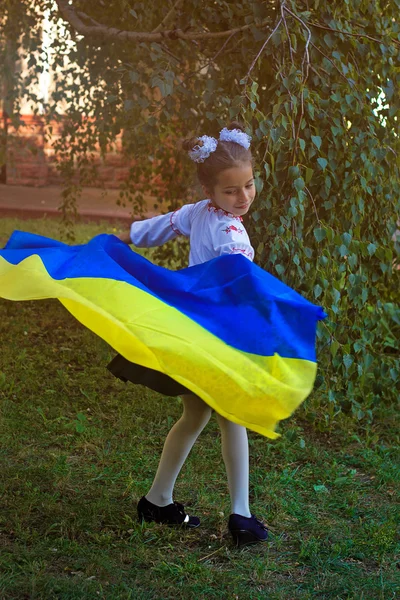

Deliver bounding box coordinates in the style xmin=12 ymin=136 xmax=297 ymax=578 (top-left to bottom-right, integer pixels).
xmin=1 ymin=0 xmax=399 ymax=428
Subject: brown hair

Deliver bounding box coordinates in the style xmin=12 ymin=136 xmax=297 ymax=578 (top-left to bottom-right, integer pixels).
xmin=182 ymin=121 xmax=253 ymax=191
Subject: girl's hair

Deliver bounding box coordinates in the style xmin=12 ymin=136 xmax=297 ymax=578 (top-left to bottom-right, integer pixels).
xmin=182 ymin=121 xmax=253 ymax=190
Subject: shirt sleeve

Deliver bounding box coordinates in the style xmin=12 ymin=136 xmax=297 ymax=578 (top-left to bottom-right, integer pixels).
xmin=215 ymin=221 xmax=255 ymax=262
xmin=130 ymin=204 xmax=194 ymax=248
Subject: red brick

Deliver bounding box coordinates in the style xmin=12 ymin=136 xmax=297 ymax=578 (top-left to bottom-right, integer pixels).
xmin=15 ymin=164 xmax=49 ymax=179
xmin=47 ymin=164 xmax=61 ymax=177
xmin=97 ymin=166 xmax=115 ymax=181
xmin=103 ymin=181 xmax=119 ymax=189
xmin=12 ymin=151 xmax=46 ymax=165
xmin=114 ymin=167 xmax=131 ymax=181
xmin=7 ymin=177 xmax=46 ymax=186
xmin=104 ymin=153 xmax=124 ymax=167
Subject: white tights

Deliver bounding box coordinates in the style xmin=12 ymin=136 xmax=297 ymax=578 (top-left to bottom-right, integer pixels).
xmin=145 ymin=393 xmax=251 ymax=517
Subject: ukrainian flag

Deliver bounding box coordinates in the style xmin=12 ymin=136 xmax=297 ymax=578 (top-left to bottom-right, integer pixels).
xmin=0 ymin=231 xmax=326 ymax=438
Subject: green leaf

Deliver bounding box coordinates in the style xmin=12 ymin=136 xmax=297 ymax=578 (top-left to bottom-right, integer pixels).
xmin=254 ymin=177 xmax=264 ymax=194
xmin=124 ymin=99 xmax=134 ymax=111
xmin=342 ymin=232 xmax=352 ymax=246
xmin=330 ymin=340 xmax=340 ymax=358
xmin=324 ymin=176 xmax=331 ymax=192
xmin=343 ymin=354 xmax=354 ymax=370
xmin=314 ymin=284 xmax=322 ymax=298
xmin=314 ymin=484 xmax=328 ymax=493
xmin=353 ymin=341 xmax=363 ymax=352
xmin=299 ymin=138 xmax=306 ymax=151
xmin=348 ymin=254 xmax=357 ymax=268
xmin=304 ymin=247 xmax=313 ymax=258
xmin=275 ymin=264 xmax=285 ymax=275
xmin=314 ymin=228 xmax=326 ymax=242
xmin=129 ymin=71 xmax=140 ymax=83
xmin=319 ymin=255 xmax=328 ymax=266
xmin=305 ymin=168 xmax=314 ymax=184
xmin=294 ymin=177 xmax=305 ymax=191
xmin=288 ymin=165 xmax=300 ymax=179
xmin=364 ymin=354 xmax=373 ymax=369
xmin=317 ymin=158 xmax=328 ymax=170
xmin=367 ymin=243 xmax=377 ymax=256
xmin=311 ymin=135 xmax=322 ymax=150
xmin=259 ymin=120 xmax=269 ymax=135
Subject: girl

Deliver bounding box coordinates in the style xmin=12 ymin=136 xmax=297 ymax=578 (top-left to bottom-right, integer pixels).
xmin=108 ymin=122 xmax=269 ymax=546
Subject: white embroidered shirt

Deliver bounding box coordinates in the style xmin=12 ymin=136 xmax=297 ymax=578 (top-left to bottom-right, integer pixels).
xmin=129 ymin=199 xmax=254 ymax=266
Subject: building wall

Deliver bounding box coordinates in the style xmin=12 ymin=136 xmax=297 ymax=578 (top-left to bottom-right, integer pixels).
xmin=3 ymin=113 xmax=133 ymax=188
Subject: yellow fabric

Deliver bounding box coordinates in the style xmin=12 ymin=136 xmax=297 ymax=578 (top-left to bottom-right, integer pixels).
xmin=0 ymin=254 xmax=317 ymax=438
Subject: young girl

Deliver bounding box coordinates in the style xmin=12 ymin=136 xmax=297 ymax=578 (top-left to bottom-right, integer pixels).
xmin=108 ymin=122 xmax=269 ymax=546
xmin=0 ymin=123 xmax=324 ymax=548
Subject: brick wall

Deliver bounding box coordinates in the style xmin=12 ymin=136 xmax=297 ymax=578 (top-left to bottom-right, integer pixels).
xmin=3 ymin=114 xmax=134 ymax=188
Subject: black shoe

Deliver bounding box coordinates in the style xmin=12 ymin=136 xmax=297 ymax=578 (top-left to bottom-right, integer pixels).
xmin=137 ymin=496 xmax=200 ymax=528
xmin=228 ymin=513 xmax=268 ymax=547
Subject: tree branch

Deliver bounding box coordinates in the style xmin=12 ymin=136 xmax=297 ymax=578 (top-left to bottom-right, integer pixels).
xmin=148 ymin=30 xmax=239 ymax=119
xmin=310 ymin=41 xmax=363 ymax=103
xmin=56 ymin=0 xmax=271 ymax=43
xmin=305 ymin=186 xmax=321 ymax=224
xmin=152 ymin=0 xmax=184 ymax=33
xmin=283 ymin=6 xmax=311 ymax=81
xmin=243 ymin=18 xmax=282 ymax=82
xmin=281 ymin=2 xmax=294 ymax=64
xmin=309 ymin=20 xmax=400 ymax=48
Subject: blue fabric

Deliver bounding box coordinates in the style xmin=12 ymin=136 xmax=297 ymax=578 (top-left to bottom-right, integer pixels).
xmin=2 ymin=231 xmax=326 ymax=360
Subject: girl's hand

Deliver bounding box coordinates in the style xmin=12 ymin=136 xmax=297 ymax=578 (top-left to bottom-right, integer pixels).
xmin=116 ymin=231 xmax=132 ymax=244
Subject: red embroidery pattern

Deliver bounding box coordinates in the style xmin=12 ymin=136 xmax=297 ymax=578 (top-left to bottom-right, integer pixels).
xmin=230 ymin=247 xmax=254 ymax=258
xmin=170 ymin=209 xmax=183 ymax=236
xmin=223 ymin=225 xmax=244 ymax=234
xmin=207 ymin=201 xmax=243 ymax=222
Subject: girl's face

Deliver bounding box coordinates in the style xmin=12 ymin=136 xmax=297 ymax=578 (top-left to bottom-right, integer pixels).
xmin=204 ymin=162 xmax=256 ymax=217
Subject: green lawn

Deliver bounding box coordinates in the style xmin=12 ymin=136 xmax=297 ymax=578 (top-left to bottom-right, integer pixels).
xmin=0 ymin=218 xmax=399 ymax=600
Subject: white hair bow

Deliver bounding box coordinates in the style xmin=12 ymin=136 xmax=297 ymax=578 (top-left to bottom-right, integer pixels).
xmin=219 ymin=127 xmax=252 ymax=149
xmin=187 ymin=128 xmax=251 ymax=163
xmin=188 ymin=135 xmax=218 ymax=163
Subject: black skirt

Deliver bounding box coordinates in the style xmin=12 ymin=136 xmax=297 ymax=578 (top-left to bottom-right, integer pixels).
xmin=107 ymin=354 xmax=191 ymax=396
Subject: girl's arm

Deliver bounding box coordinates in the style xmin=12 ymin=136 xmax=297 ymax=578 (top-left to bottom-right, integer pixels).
xmin=125 ymin=205 xmax=194 ymax=249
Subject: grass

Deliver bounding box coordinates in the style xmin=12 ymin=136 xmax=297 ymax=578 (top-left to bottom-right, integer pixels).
xmin=0 ymin=217 xmax=399 ymax=600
